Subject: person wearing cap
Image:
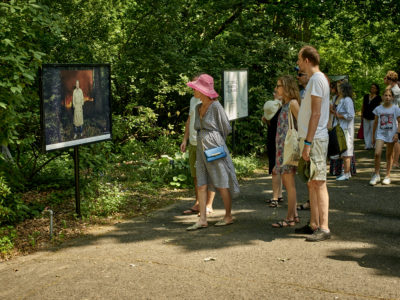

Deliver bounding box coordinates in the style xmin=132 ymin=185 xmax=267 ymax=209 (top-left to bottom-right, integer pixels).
xmin=180 ymin=76 xmax=215 ymax=216
xmin=262 ymin=94 xmax=283 ymax=207
xmin=185 ymin=74 xmax=240 ymax=231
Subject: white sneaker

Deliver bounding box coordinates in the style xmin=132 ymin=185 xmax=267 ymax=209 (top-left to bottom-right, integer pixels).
xmin=382 ymin=177 xmax=391 ymax=185
xmin=336 ymin=173 xmax=349 ymax=181
xmin=369 ymin=174 xmax=380 ymax=186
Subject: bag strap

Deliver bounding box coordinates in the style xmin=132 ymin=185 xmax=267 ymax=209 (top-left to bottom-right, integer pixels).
xmin=288 ymin=100 xmax=295 ymax=130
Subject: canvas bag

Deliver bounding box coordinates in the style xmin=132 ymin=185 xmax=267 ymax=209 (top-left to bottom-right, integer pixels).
xmin=282 ymin=103 xmax=300 ymax=166
xmin=327 ymin=112 xmax=348 ymax=157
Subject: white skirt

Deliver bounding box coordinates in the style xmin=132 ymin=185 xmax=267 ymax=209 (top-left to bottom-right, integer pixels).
xmin=341 ymin=128 xmax=354 ymax=157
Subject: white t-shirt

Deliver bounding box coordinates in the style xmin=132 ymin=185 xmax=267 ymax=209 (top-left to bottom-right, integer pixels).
xmin=373 ymin=104 xmax=400 ymax=143
xmin=391 ymin=84 xmax=400 ymax=106
xmin=189 ymin=96 xmax=201 ymax=145
xmin=298 ymin=72 xmax=330 ymax=139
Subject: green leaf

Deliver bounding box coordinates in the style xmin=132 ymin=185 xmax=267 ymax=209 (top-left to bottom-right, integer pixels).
xmin=0 ymin=102 xmax=6 ymax=109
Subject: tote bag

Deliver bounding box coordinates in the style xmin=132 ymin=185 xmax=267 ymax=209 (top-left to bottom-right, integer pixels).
xmin=328 ymin=122 xmax=347 ymax=157
xmin=282 ymin=106 xmax=300 ymax=166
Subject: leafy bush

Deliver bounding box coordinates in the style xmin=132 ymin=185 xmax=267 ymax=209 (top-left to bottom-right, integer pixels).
xmin=232 ymin=155 xmax=260 ymax=178
xmin=0 ymin=226 xmax=17 ymax=255
xmin=81 ymin=181 xmax=126 ymax=217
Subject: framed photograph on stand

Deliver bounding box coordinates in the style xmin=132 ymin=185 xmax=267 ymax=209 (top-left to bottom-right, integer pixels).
xmin=222 ymin=69 xmax=248 ymax=121
xmin=222 ymin=69 xmax=248 ymax=151
xmin=40 ymin=64 xmax=112 ymax=152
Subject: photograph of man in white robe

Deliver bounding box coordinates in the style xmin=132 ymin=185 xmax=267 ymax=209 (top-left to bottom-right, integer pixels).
xmin=72 ymin=79 xmax=84 ymax=139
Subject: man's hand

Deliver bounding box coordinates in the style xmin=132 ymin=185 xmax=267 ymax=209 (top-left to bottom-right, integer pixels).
xmin=180 ymin=140 xmax=187 ymax=152
xmin=393 ymin=133 xmax=399 ymax=143
xmin=302 ymin=144 xmax=311 ymax=161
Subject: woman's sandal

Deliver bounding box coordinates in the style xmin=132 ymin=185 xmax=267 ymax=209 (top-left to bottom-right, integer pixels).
xmin=294 ymin=215 xmax=300 ymax=223
xmin=269 ymin=200 xmax=280 ymax=208
xmin=297 ymin=203 xmax=310 ymax=210
xmin=266 ymin=197 xmax=283 ymax=204
xmin=272 ymin=219 xmax=295 ymax=228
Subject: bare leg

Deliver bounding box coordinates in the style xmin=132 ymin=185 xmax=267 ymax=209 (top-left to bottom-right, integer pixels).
xmin=374 ymin=140 xmax=384 ymax=174
xmin=272 ymin=174 xmax=283 ymax=199
xmin=307 ymin=182 xmax=319 ymax=230
xmin=342 ymin=157 xmax=351 ymax=174
xmin=206 ymin=191 xmax=215 ymax=212
xmin=282 ymin=173 xmax=296 ymax=220
xmin=217 ymin=188 xmax=233 ymax=223
xmin=386 ymin=143 xmax=394 ymax=177
xmin=312 ymin=180 xmax=330 ymax=231
xmin=393 ymin=142 xmax=400 ymax=167
xmin=197 ymin=185 xmax=208 ymax=226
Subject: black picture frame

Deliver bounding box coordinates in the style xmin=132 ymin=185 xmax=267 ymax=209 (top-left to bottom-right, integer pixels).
xmin=40 ymin=64 xmax=112 ymax=152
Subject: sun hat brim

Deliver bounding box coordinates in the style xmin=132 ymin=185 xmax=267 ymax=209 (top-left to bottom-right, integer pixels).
xmin=187 ymin=82 xmax=219 ymax=99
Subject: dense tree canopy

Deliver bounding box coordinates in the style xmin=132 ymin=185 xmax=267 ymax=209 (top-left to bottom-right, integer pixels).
xmin=0 ymin=0 xmax=399 ymax=168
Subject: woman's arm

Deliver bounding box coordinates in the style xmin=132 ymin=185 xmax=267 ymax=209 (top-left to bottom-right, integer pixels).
xmin=215 ymin=102 xmax=232 ymax=140
xmin=336 ymin=97 xmax=355 ymax=121
xmin=290 ymin=100 xmax=300 ymax=120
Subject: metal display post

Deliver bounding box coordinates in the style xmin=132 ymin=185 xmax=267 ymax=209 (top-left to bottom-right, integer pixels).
xmin=232 ymin=121 xmax=236 ymax=153
xmin=73 ymin=146 xmax=81 ymax=218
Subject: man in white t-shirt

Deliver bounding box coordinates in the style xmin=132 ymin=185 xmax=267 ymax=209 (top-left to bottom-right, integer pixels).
xmin=180 ymin=93 xmax=215 ymax=215
xmin=296 ymin=46 xmax=331 ymax=242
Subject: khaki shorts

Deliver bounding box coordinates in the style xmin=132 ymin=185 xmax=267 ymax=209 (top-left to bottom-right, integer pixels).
xmin=188 ymin=144 xmax=197 ymax=178
xmin=299 ymin=138 xmax=328 ymax=181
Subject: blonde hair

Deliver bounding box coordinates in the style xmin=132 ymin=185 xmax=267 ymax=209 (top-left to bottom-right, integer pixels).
xmin=386 ymin=71 xmax=398 ymax=82
xmin=278 ymin=75 xmax=300 ymax=103
xmin=384 ymin=86 xmax=394 ymax=97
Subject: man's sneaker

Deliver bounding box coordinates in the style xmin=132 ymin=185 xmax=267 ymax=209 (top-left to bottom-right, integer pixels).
xmin=336 ymin=173 xmax=349 ymax=181
xmin=382 ymin=176 xmax=391 ymax=185
xmin=294 ymin=223 xmax=315 ymax=234
xmin=305 ymin=228 xmax=331 ymax=242
xmin=369 ymin=174 xmax=380 ymax=186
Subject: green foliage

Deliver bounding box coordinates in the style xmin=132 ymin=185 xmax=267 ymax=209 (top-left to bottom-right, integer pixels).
xmin=0 ymin=226 xmax=17 ymax=255
xmin=2 ymin=0 xmax=400 ymax=227
xmin=81 ymin=181 xmax=126 ymax=217
xmin=232 ymin=155 xmax=260 ymax=178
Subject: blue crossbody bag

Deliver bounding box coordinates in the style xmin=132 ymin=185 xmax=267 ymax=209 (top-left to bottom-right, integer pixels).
xmin=204 ymin=146 xmax=226 ymax=162
xmin=200 ymin=117 xmax=227 ymax=162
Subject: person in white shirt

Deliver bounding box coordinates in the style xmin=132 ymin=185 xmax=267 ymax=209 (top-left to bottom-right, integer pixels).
xmin=384 ymin=70 xmax=400 ymax=167
xmin=296 ymin=45 xmax=331 ymax=242
xmin=332 ymin=81 xmax=355 ymax=181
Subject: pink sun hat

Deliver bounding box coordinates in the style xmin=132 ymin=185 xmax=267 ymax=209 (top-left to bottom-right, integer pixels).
xmin=187 ymin=74 xmax=219 ymax=98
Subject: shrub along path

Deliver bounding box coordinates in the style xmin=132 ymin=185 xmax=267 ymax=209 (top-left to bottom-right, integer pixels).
xmin=1 ymin=138 xmax=400 ymax=299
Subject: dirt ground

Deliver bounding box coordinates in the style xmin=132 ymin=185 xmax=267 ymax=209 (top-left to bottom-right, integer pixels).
xmin=1 ymin=137 xmax=400 ymax=299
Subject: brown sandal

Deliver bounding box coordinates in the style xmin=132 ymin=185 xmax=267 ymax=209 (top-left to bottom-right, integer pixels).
xmin=272 ymin=219 xmax=295 ymax=228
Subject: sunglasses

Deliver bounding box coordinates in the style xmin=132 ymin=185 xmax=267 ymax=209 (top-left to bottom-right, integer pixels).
xmin=297 ymin=73 xmax=306 ymax=77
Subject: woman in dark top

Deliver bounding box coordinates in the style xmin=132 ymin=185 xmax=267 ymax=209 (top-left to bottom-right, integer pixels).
xmin=262 ymin=95 xmax=283 ymax=207
xmin=362 ymin=83 xmax=381 ymax=149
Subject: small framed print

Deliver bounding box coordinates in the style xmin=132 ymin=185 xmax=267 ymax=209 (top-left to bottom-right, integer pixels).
xmin=40 ymin=64 xmax=112 ymax=152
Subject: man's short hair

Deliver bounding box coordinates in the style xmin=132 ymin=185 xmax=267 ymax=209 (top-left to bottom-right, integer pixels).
xmin=299 ymin=46 xmax=320 ymax=66
xmin=385 ymin=71 xmax=398 ymax=82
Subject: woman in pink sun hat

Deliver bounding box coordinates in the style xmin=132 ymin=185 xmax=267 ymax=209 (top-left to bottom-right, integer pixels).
xmin=186 ymin=74 xmax=240 ymax=231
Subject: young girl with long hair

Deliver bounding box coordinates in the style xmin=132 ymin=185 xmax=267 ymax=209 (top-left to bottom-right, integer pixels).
xmin=369 ymin=88 xmax=400 ymax=185
xmin=271 ymin=75 xmax=300 ymax=228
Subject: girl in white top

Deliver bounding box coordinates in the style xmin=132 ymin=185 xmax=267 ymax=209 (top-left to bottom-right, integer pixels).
xmin=369 ymin=88 xmax=400 ymax=185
